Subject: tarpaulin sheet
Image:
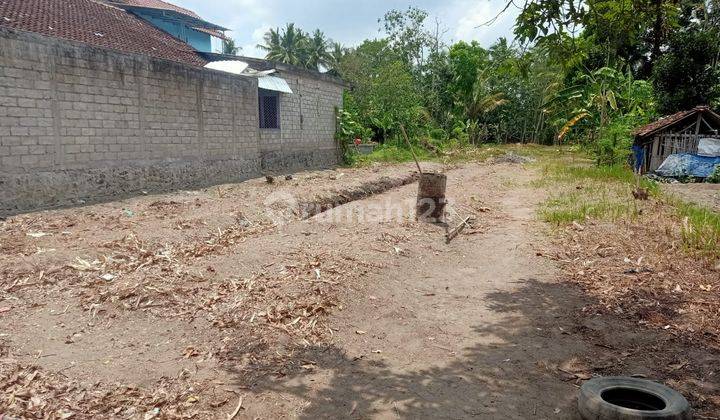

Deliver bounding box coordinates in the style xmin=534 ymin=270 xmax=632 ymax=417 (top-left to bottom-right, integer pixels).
xmin=698 ymin=138 xmax=720 ymax=157
xmin=655 ymin=153 xmax=720 ymax=178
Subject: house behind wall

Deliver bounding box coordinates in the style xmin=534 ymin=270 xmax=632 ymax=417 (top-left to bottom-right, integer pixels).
xmin=0 ymin=28 xmax=344 ymax=216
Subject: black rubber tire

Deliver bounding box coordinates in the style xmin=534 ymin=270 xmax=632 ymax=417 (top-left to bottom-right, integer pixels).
xmin=578 ymin=377 xmax=692 ymax=420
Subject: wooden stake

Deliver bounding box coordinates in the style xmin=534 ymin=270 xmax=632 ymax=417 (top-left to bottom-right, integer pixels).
xmin=446 ymin=216 xmax=473 ymax=244
xmin=400 ymin=125 xmax=423 ymax=174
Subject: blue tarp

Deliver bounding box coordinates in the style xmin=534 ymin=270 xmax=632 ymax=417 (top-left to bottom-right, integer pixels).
xmin=655 ymin=153 xmax=720 ymax=178
xmin=632 ymin=145 xmax=645 ymax=172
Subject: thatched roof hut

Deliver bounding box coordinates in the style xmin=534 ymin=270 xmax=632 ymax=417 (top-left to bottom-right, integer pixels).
xmin=634 ymin=106 xmax=720 ymax=173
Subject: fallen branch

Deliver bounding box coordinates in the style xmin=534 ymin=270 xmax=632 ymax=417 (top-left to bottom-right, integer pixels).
xmin=446 ymin=217 xmax=473 ymax=244
xmin=227 ymin=395 xmax=244 ymax=420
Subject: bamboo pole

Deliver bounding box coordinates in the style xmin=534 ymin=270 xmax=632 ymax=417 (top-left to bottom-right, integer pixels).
xmin=400 ymin=125 xmax=423 ymax=174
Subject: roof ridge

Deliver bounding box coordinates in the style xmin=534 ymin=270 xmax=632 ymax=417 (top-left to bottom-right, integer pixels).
xmin=634 ymin=106 xmax=720 ymax=138
xmin=111 ymin=0 xmax=202 ymax=19
xmin=0 ymin=0 xmax=207 ymax=68
xmin=88 ymin=0 xmax=124 ymax=11
xmin=146 ymin=0 xmax=198 ymax=18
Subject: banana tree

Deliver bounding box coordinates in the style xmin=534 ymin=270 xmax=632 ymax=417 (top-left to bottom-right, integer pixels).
xmin=462 ymin=69 xmax=509 ymax=143
xmin=554 ymin=67 xmax=625 ymax=142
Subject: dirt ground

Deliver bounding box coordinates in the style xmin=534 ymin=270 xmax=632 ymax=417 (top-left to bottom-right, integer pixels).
xmin=664 ymin=183 xmax=720 ymax=212
xmin=1 ymin=158 xmax=718 ymax=419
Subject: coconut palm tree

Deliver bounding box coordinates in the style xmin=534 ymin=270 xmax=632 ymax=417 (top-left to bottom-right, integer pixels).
xmin=326 ymin=42 xmax=346 ymax=75
xmin=463 ymin=69 xmax=509 ymax=143
xmin=223 ymin=39 xmax=240 ymax=55
xmin=258 ymin=27 xmax=281 ymax=58
xmin=258 ymin=23 xmax=308 ymax=67
xmin=465 ymin=69 xmax=508 ymax=120
xmin=304 ymin=30 xmax=333 ymax=70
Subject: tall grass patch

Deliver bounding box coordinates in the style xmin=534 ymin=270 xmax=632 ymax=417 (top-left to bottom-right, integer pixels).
xmin=674 ymin=201 xmax=720 ymax=258
xmin=541 ymin=185 xmax=641 ymax=224
xmin=538 ymin=157 xmax=719 ymax=259
xmin=540 ymin=179 xmax=646 ymax=224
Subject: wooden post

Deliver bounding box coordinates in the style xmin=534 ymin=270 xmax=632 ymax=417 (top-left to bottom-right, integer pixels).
xmin=416 ymin=172 xmax=447 ymax=223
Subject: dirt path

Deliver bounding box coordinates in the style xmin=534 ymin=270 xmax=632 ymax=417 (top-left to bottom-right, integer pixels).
xmin=230 ymin=164 xmax=591 ymax=419
xmin=232 ymin=163 xmax=719 ymax=419
xmin=663 ymin=183 xmax=720 ymax=212
xmin=2 ymin=159 xmax=717 ymax=418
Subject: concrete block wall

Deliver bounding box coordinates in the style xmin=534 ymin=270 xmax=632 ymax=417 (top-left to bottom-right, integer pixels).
xmin=258 ymin=72 xmax=343 ymax=172
xmin=0 ymin=28 xmax=343 ymax=215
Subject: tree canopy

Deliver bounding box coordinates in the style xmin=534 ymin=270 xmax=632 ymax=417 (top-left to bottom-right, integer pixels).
xmin=257 ymin=24 xmax=339 ymax=72
xmin=260 ymin=1 xmax=720 ymax=165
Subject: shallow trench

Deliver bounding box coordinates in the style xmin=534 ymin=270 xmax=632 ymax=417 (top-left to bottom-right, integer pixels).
xmin=297 ymin=172 xmax=420 ymax=219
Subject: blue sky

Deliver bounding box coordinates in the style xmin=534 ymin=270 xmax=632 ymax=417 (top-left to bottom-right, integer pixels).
xmin=170 ymin=0 xmax=520 ymax=57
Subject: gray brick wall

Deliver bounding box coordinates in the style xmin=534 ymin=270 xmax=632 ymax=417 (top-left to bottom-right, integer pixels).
xmin=0 ymin=28 xmax=343 ymax=215
xmin=258 ymin=72 xmax=343 ymax=172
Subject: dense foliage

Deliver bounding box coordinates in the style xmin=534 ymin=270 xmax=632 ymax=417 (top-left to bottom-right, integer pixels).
xmin=260 ymin=1 xmax=720 ymax=165
xmin=257 ymin=23 xmax=340 ymax=71
xmin=709 ymin=165 xmax=720 ymax=183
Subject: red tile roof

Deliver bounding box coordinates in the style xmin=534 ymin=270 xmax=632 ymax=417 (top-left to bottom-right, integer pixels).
xmin=111 ymin=0 xmax=201 ymax=19
xmin=0 ymin=0 xmax=207 ymax=67
xmin=634 ymin=106 xmax=720 ymax=138
xmin=192 ymin=26 xmax=230 ymax=41
xmin=107 ymin=0 xmax=227 ymax=30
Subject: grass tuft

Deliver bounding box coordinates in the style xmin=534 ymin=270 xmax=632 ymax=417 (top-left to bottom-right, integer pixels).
xmin=673 ymin=200 xmax=720 ymax=257
xmin=539 ymin=162 xmax=657 ymax=224
xmin=538 ymin=152 xmax=719 ymax=259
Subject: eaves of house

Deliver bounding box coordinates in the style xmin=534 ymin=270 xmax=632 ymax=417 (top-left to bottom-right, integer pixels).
xmin=634 ymin=106 xmax=720 ymax=141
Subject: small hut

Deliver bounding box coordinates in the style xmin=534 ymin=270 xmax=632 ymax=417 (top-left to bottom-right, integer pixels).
xmin=633 ymin=106 xmax=720 ymax=173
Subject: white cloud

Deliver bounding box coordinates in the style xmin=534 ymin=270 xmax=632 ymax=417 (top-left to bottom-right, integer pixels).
xmin=169 ymin=0 xmax=519 ymax=53
xmin=445 ymin=0 xmax=520 ymax=46
xmin=216 ymin=0 xmax=272 ymax=22
xmin=240 ymin=24 xmax=272 ymax=58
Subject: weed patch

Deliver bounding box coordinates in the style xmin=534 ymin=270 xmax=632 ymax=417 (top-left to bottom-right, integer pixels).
xmin=538 ymin=154 xmax=719 ymax=259
xmin=539 ymin=163 xmax=656 ymax=224
xmin=673 ymin=200 xmax=720 ymax=258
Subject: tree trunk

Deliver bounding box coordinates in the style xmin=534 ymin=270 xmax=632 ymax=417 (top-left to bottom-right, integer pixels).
xmin=416 ymin=173 xmax=447 ymax=223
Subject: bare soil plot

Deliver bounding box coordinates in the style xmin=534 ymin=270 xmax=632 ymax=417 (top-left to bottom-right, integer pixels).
xmin=549 ymin=215 xmax=720 ymax=414
xmin=1 ymin=157 xmax=718 ymax=419
xmin=664 ymin=183 xmax=720 ymax=213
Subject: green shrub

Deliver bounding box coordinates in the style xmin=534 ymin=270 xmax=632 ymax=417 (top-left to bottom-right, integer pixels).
xmin=336 ymin=108 xmax=372 ymax=143
xmin=707 ymin=165 xmax=720 ymax=183
xmin=594 ymin=119 xmax=633 ymax=166
xmin=429 ymin=128 xmax=448 ymax=141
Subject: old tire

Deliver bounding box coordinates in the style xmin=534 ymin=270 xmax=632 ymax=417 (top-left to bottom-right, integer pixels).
xmin=578 ymin=377 xmax=692 ymax=420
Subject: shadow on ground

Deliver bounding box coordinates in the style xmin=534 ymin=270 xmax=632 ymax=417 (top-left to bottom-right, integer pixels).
xmin=223 ymin=279 xmax=719 ymax=419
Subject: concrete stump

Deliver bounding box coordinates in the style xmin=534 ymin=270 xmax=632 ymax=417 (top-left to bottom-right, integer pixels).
xmin=416 ymin=172 xmax=447 ymax=223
